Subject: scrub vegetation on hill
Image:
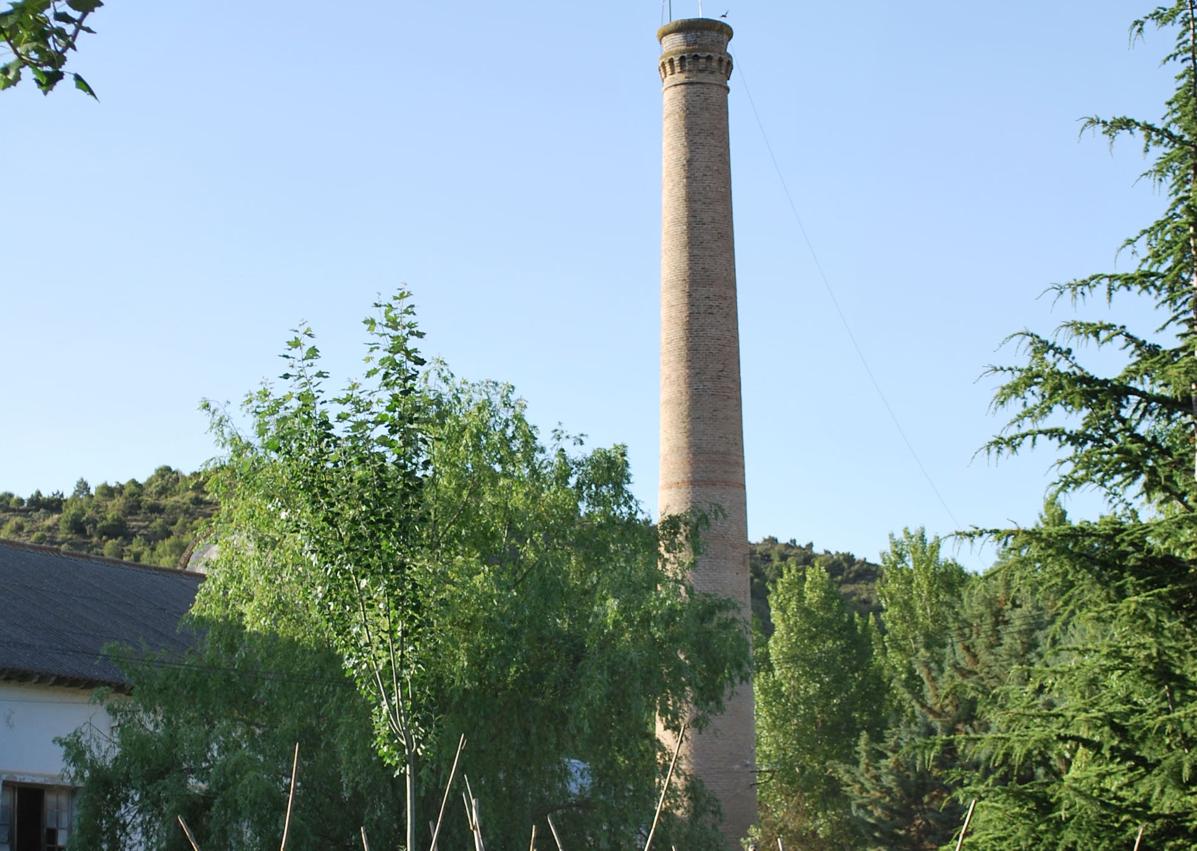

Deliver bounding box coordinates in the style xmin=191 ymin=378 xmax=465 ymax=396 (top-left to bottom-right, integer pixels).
xmin=0 ymin=466 xmax=216 ymax=566
xmin=0 ymin=472 xmax=883 ymax=623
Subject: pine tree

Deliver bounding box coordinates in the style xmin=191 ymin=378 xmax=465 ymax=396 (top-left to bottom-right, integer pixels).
xmin=955 ymin=4 xmax=1197 ymax=845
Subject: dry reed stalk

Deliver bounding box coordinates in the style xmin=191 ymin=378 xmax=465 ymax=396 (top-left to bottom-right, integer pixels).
xmin=176 ymin=815 xmax=201 ymax=851
xmin=359 ymin=826 xmax=370 ymax=851
xmin=461 ymin=776 xmax=485 ymax=851
xmin=429 ymin=733 xmax=467 ymax=851
xmin=462 ymin=792 xmax=475 ymax=832
xmin=546 ymin=814 xmax=564 ymax=851
xmin=472 ymin=796 xmax=486 ymax=851
xmin=529 ymin=823 xmax=537 ymax=851
xmin=1134 ymin=825 xmax=1145 ymax=850
xmin=778 ymin=839 xmax=786 ymax=850
xmin=954 ymin=799 xmax=977 ymax=851
xmin=280 ymin=742 xmax=300 ymax=851
xmin=643 ymin=722 xmax=688 ymax=851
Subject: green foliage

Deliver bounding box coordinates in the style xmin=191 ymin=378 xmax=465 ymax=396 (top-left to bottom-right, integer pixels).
xmin=0 ymin=0 xmax=101 ymax=95
xmin=750 ymin=537 xmax=880 ymax=636
xmin=0 ymin=465 xmax=216 ymax=567
xmin=194 ymin=292 xmax=749 ymax=849
xmin=808 ymin=6 xmax=1197 ymax=844
xmin=874 ymin=529 xmax=969 ymax=713
xmin=57 ymin=501 xmax=86 ymax=536
xmin=955 ymin=513 xmax=1197 ymax=849
xmin=945 ymin=3 xmax=1197 ymax=846
xmin=834 ymin=531 xmax=974 ymax=851
xmin=753 ymin=561 xmax=886 ymax=848
xmin=61 ymin=620 xmax=405 ymax=851
xmin=981 ymin=15 xmax=1196 ymax=514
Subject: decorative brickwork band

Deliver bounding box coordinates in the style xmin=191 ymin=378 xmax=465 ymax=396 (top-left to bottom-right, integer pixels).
xmin=656 ymin=17 xmax=756 ymax=850
xmin=658 ymin=51 xmax=733 ymax=84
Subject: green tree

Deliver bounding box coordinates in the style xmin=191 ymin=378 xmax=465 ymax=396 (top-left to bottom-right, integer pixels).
xmin=753 ymin=561 xmax=885 ymax=848
xmin=61 ymin=621 xmax=406 ymax=850
xmin=58 ymin=501 xmax=86 ymax=536
xmin=837 ymin=530 xmax=971 ymax=851
xmin=952 ymin=3 xmax=1197 ymax=846
xmin=874 ymin=529 xmax=968 ymax=715
xmin=750 ymin=538 xmax=880 ymax=637
xmin=0 ymin=0 xmax=101 ymax=95
xmin=196 ymin=293 xmax=749 ymax=850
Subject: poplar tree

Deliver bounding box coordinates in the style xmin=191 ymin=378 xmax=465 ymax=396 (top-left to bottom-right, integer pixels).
xmin=193 ymin=293 xmax=748 ymax=850
xmin=754 ymin=562 xmax=885 ymax=848
xmin=0 ymin=0 xmax=101 ymax=95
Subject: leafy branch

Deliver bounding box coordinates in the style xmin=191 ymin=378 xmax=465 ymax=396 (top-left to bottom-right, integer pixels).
xmin=0 ymin=0 xmax=101 ymax=96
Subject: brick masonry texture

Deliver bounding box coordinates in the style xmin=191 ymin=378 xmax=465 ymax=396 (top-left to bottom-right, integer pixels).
xmin=657 ymin=18 xmax=756 ymax=848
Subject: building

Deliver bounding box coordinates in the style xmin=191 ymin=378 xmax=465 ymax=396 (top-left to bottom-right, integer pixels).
xmin=0 ymin=540 xmax=200 ymax=851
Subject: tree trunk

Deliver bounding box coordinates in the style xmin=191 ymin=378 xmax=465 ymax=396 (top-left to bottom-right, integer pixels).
xmin=406 ymin=748 xmax=417 ymax=851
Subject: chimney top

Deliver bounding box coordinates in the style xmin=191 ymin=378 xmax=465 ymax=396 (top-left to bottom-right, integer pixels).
xmin=657 ymin=17 xmax=733 ymax=44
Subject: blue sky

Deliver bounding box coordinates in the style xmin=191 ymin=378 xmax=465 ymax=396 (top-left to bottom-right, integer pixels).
xmin=0 ymin=2 xmax=1173 ymax=567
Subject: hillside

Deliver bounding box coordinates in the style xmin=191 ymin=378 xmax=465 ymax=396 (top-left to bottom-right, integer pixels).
xmin=749 ymin=537 xmax=880 ymax=636
xmin=0 ymin=466 xmax=216 ymax=567
xmin=0 ymin=470 xmax=881 ymax=616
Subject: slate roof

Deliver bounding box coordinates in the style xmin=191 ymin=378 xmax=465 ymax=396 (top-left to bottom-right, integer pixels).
xmin=0 ymin=539 xmax=202 ymax=689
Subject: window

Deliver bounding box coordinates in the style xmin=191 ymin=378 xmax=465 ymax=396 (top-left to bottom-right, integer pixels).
xmin=0 ymin=785 xmax=73 ymax=851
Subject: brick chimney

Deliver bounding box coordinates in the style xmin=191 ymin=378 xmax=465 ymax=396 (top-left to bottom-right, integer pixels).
xmin=657 ymin=17 xmax=756 ymax=847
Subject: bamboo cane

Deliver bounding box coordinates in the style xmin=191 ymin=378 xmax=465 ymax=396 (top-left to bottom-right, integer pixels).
xmin=462 ymin=792 xmax=476 ymax=833
xmin=1134 ymin=825 xmax=1145 ymax=850
xmin=529 ymin=823 xmax=538 ymax=851
xmin=954 ymin=799 xmax=977 ymax=851
xmin=359 ymin=826 xmax=370 ymax=851
xmin=643 ymin=722 xmax=688 ymax=851
xmin=461 ymin=776 xmax=485 ymax=851
xmin=546 ymin=814 xmax=564 ymax=851
xmin=429 ymin=733 xmax=466 ymax=851
xmin=280 ymin=742 xmax=300 ymax=851
xmin=472 ymin=795 xmax=486 ymax=851
xmin=177 ymin=815 xmax=201 ymax=851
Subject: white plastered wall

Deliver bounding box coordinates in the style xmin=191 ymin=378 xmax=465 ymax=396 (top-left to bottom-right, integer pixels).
xmin=0 ymin=681 xmax=117 ymax=851
xmin=0 ymin=681 xmax=114 ymax=784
